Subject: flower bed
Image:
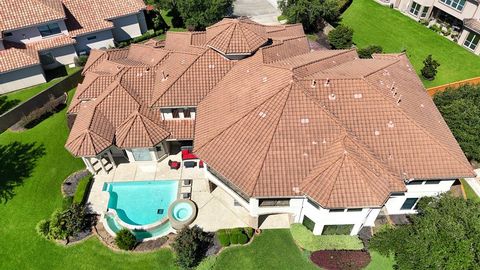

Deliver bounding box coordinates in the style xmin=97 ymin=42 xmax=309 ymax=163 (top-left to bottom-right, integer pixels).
xmin=310 ymin=250 xmax=371 ymax=270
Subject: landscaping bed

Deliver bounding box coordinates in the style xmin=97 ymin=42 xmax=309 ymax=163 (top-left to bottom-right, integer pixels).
xmin=311 ymin=250 xmax=371 ymax=270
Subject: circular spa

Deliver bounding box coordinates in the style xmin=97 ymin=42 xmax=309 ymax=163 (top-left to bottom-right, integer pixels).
xmin=168 ymin=199 xmax=197 ymax=230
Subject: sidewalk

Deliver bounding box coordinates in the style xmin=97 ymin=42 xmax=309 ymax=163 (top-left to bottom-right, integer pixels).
xmin=464 ymin=169 xmax=480 ymax=197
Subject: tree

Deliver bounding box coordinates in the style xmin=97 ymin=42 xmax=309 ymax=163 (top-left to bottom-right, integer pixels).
xmin=421 ymin=54 xmax=440 ymax=80
xmin=155 ymin=0 xmax=233 ymax=30
xmin=327 ymin=25 xmax=354 ymax=49
xmin=115 ymin=229 xmax=137 ymax=250
xmin=434 ymin=84 xmax=480 ymax=161
xmin=278 ymin=0 xmax=340 ymax=32
xmin=171 ymin=225 xmax=213 ymax=269
xmin=357 ymin=45 xmax=383 ymax=59
xmin=369 ymin=194 xmax=480 ymax=270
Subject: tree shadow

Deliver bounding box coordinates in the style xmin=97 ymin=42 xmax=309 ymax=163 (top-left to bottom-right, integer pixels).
xmin=0 ymin=95 xmax=21 ymax=115
xmin=0 ymin=142 xmax=46 ymax=203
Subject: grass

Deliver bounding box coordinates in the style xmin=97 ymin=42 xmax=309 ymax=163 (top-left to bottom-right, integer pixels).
xmin=341 ymin=0 xmax=480 ymax=88
xmin=213 ymin=229 xmax=318 ymax=270
xmin=0 ymin=88 xmax=177 ymax=270
xmin=73 ymin=175 xmax=92 ymax=204
xmin=364 ymin=251 xmax=395 ymax=270
xmin=460 ymin=179 xmax=480 ymax=202
xmin=290 ymin=224 xmax=364 ymax=251
xmin=155 ymin=9 xmax=188 ymax=41
xmin=0 ymin=66 xmax=81 ymax=114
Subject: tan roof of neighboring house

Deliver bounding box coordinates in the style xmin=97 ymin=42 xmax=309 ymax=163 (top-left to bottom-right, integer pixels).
xmin=63 ymin=0 xmax=145 ymax=37
xmin=464 ymin=19 xmax=480 ymax=33
xmin=26 ymin=35 xmax=76 ymax=51
xmin=0 ymin=0 xmax=65 ymax=32
xmin=66 ymin=18 xmax=474 ymax=207
xmin=0 ymin=47 xmax=40 ymax=73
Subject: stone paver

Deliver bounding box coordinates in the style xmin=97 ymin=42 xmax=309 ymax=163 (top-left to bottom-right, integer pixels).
xmin=233 ymin=0 xmax=281 ymax=25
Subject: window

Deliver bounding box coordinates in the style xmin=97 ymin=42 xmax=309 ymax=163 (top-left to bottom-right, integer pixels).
xmin=425 ymin=180 xmax=441 ymax=185
xmin=38 ymin=23 xmax=61 ymax=37
xmin=131 ymin=148 xmax=152 ymax=161
xmin=172 ymin=109 xmax=180 ymax=118
xmin=302 ymin=216 xmax=315 ymax=232
xmin=39 ymin=52 xmax=55 ymax=65
xmin=420 ymin=6 xmax=429 ymax=18
xmin=322 ymin=225 xmax=353 ymax=235
xmin=408 ymin=180 xmax=424 ymax=185
xmin=400 ymin=198 xmax=419 ymax=210
xmin=183 ymin=108 xmax=191 ymax=118
xmin=347 ymin=208 xmax=362 ymax=212
xmin=440 ymin=0 xmax=466 ymax=11
xmin=4 ymin=32 xmax=12 ymax=37
xmin=87 ymin=35 xmax=97 ymax=40
xmin=329 ymin=209 xmax=345 ymax=213
xmin=409 ymin=2 xmax=421 ymax=16
xmin=258 ymin=198 xmax=290 ymax=207
xmin=464 ymin=32 xmax=480 ymax=51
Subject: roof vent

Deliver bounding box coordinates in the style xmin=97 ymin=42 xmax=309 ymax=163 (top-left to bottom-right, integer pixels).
xmin=181 ymin=59 xmax=185 ymax=64
xmin=324 ymin=79 xmax=331 ymax=87
xmin=312 ymin=141 xmax=318 ymax=145
xmin=354 ymin=93 xmax=362 ymax=99
xmin=246 ymin=69 xmax=250 ymax=73
xmin=262 ymin=77 xmax=268 ymax=83
xmin=303 ymin=153 xmax=308 ymax=157
xmin=208 ymin=64 xmax=215 ymax=69
xmin=300 ymin=118 xmax=309 ymax=124
xmin=293 ymin=187 xmax=300 ymax=193
xmin=420 ymin=103 xmax=424 ymax=108
xmin=328 ymin=93 xmax=336 ymax=101
xmin=161 ymin=70 xmax=168 ymax=81
xmin=387 ymin=121 xmax=394 ymax=128
xmin=311 ymin=80 xmax=317 ymax=88
xmin=374 ymin=130 xmax=380 ymax=136
xmin=383 ymin=69 xmax=390 ymax=76
xmin=258 ymin=112 xmax=267 ymax=118
xmin=396 ymin=95 xmax=402 ymax=105
xmin=322 ymin=138 xmax=327 ymax=144
xmin=145 ymin=67 xmax=151 ymax=72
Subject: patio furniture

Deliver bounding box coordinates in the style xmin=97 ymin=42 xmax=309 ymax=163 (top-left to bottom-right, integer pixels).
xmin=180 ymin=186 xmax=192 ymax=199
xmin=199 ymin=160 xmax=204 ymax=168
xmin=168 ymin=159 xmax=181 ymax=170
xmin=183 ymin=179 xmax=192 ymax=186
xmin=184 ymin=161 xmax=197 ymax=168
xmin=181 ymin=146 xmax=198 ymax=160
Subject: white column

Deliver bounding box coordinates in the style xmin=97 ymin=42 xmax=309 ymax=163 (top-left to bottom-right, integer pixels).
xmin=106 ymin=150 xmax=116 ymax=168
xmin=82 ymin=157 xmax=95 ymax=174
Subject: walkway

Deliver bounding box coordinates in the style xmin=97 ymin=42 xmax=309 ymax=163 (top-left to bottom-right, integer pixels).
xmin=465 ymin=169 xmax=480 ymax=197
xmin=233 ymin=0 xmax=281 ymax=25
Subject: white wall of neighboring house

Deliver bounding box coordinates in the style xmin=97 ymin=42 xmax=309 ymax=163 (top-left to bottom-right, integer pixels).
xmin=3 ymin=20 xmax=69 ymax=44
xmin=385 ymin=179 xmax=455 ymax=214
xmin=40 ymin=45 xmax=77 ymax=70
xmin=433 ymin=0 xmax=478 ymax=20
xmin=74 ymin=30 xmax=115 ymax=54
xmin=0 ymin=65 xmax=46 ymax=94
xmin=111 ymin=13 xmax=144 ymax=41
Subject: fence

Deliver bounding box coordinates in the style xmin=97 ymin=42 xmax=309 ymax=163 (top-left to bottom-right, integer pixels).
xmin=427 ymin=76 xmax=480 ymax=96
xmin=0 ymin=68 xmax=83 ymax=133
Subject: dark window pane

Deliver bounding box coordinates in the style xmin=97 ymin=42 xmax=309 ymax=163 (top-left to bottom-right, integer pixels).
xmin=347 ymin=208 xmax=362 ymax=212
xmin=184 ymin=108 xmax=191 ymax=118
xmin=408 ymin=180 xmax=424 ymax=185
xmin=401 ymin=198 xmax=418 ymax=210
xmin=425 ymin=180 xmax=441 ymax=185
xmin=303 ymin=216 xmax=315 ymax=232
xmin=329 ymin=209 xmax=345 ymax=212
xmin=172 ymin=109 xmax=180 ymax=118
xmin=322 ymin=225 xmax=353 ymax=235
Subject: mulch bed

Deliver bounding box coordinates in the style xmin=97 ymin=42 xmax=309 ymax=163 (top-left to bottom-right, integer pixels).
xmin=310 ymin=250 xmax=371 ymax=270
xmin=62 ymin=169 xmax=90 ymax=197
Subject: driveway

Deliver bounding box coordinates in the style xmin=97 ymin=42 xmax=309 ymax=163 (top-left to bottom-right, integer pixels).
xmin=233 ymin=0 xmax=281 ymax=25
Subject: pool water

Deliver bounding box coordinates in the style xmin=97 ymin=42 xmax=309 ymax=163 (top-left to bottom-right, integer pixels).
xmin=106 ymin=181 xmax=178 ymax=225
xmin=172 ymin=202 xmax=193 ymax=221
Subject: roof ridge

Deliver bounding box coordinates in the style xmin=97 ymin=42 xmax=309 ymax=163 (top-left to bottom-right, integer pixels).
xmin=361 ymin=58 xmax=401 ymax=78
xmin=290 ymin=49 xmax=357 ymax=71
xmin=363 ymin=78 xmax=473 ymax=175
xmin=322 ymin=147 xmax=348 ymax=207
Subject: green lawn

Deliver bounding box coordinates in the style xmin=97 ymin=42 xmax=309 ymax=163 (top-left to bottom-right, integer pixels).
xmin=364 ymin=251 xmax=395 ymax=270
xmin=0 ymin=66 xmax=81 ymax=115
xmin=341 ymin=0 xmax=480 ymax=88
xmin=290 ymin=224 xmax=363 ymax=251
xmin=213 ymin=229 xmax=319 ymax=270
xmin=460 ymin=179 xmax=480 ymax=202
xmin=0 ymin=88 xmax=177 ymax=270
xmin=155 ymin=10 xmax=188 ymax=41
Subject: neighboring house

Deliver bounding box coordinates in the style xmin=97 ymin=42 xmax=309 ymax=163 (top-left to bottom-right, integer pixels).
xmin=65 ymin=18 xmax=474 ymax=236
xmin=0 ymin=0 xmax=147 ymax=94
xmin=378 ymin=0 xmax=480 ymax=54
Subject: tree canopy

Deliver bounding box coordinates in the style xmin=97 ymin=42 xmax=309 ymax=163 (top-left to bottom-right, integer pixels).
xmin=434 ymin=84 xmax=480 ymax=162
xmin=278 ymin=0 xmax=340 ymax=32
xmin=369 ymin=194 xmax=480 ymax=270
xmin=327 ymin=25 xmax=354 ymax=49
xmin=154 ymin=0 xmax=233 ymax=30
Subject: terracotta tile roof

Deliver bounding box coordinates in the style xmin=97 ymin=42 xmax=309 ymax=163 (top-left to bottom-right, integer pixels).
xmin=0 ymin=47 xmax=40 ymax=73
xmin=464 ymin=19 xmax=480 ymax=33
xmin=66 ymin=19 xmax=473 ymax=208
xmin=0 ymin=0 xmax=65 ymax=32
xmin=63 ymin=0 xmax=145 ymax=37
xmin=116 ymin=108 xmax=170 ymax=148
xmin=25 ymin=35 xmax=76 ymax=51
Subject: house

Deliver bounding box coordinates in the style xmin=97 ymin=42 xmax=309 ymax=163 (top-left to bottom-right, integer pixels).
xmin=0 ymin=0 xmax=147 ymax=94
xmin=378 ymin=0 xmax=480 ymax=54
xmin=65 ymin=18 xmax=474 ymax=236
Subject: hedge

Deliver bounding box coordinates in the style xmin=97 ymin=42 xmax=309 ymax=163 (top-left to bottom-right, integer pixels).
xmin=216 ymin=227 xmax=253 ymax=247
xmin=290 ymin=224 xmax=363 ymax=251
xmin=73 ymin=175 xmax=92 ymax=205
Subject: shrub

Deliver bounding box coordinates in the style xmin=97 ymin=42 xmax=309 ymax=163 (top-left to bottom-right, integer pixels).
xmin=278 ymin=0 xmax=340 ymax=32
xmin=421 ymin=54 xmax=440 ymax=80
xmin=429 ymin=24 xmax=441 ymax=33
xmin=229 ymin=233 xmax=240 ymax=245
xmin=237 ymin=233 xmax=248 ymax=245
xmin=73 ymin=176 xmax=92 ymax=205
xmin=115 ymin=228 xmax=137 ymax=250
xmin=357 ymin=45 xmax=383 ymax=59
xmin=14 ymin=95 xmax=65 ymax=129
xmin=419 ymin=19 xmax=429 ymax=26
xmin=62 ymin=196 xmax=73 ymax=210
xmin=74 ymin=55 xmax=88 ymax=67
xmin=310 ymin=250 xmax=371 ymax=270
xmin=217 ymin=231 xmax=230 ymax=247
xmin=328 ymin=25 xmax=354 ymax=49
xmin=171 ymin=225 xmax=213 ymax=269
xmin=290 ymin=224 xmax=363 ymax=251
xmin=244 ymin=227 xmax=254 ymax=239
xmin=36 ymin=219 xmax=50 ymax=238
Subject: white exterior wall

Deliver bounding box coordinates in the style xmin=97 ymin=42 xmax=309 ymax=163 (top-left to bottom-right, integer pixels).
xmin=111 ymin=13 xmax=144 ymax=41
xmin=385 ymin=179 xmax=455 ymax=214
xmin=4 ymin=20 xmax=69 ymax=44
xmin=74 ymin=30 xmax=115 ymax=54
xmin=0 ymin=65 xmax=46 ymax=94
xmin=433 ymin=0 xmax=478 ymax=20
xmin=161 ymin=108 xmax=196 ymax=120
xmin=458 ymin=28 xmax=480 ymax=54
xmin=40 ymin=45 xmax=77 ymax=69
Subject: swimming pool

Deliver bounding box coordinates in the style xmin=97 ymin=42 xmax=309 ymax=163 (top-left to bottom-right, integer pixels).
xmin=105 ymin=181 xmax=178 ymax=226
